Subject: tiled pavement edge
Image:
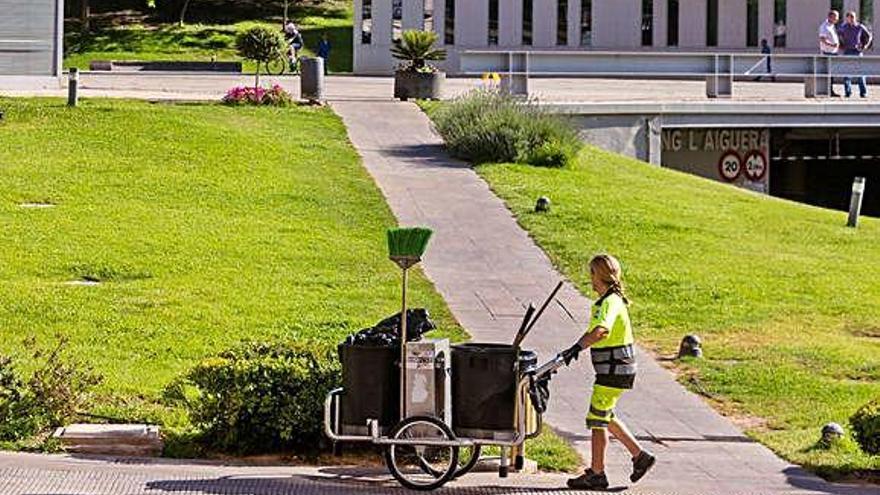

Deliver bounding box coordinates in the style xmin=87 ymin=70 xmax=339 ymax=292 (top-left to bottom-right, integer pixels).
xmin=330 ymin=100 xmax=879 ymax=495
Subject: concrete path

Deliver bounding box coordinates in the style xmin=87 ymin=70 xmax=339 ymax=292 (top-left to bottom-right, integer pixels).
xmin=5 ymin=72 xmax=880 ymax=104
xmin=331 ymin=100 xmax=879 ymax=495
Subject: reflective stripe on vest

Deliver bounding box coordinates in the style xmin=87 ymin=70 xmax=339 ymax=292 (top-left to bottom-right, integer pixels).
xmin=591 ymin=344 xmax=637 ymax=389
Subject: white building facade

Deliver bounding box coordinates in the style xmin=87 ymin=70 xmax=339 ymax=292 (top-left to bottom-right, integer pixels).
xmin=353 ymin=0 xmax=879 ymax=74
xmin=0 ymin=0 xmax=64 ymax=78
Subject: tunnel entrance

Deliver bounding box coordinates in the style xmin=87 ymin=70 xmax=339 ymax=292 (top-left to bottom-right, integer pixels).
xmin=661 ymin=127 xmax=880 ymax=217
xmin=770 ymin=128 xmax=880 ymax=217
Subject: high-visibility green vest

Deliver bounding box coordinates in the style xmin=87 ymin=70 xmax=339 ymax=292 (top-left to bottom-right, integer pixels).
xmin=589 ymin=291 xmax=637 ymax=389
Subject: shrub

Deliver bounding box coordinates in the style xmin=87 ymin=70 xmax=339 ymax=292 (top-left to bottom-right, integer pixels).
xmin=0 ymin=336 xmax=102 ymax=442
xmin=222 ymin=85 xmax=294 ymax=107
xmin=391 ymin=30 xmax=447 ymax=73
xmin=165 ymin=340 xmax=341 ymax=454
xmin=851 ymin=398 xmax=880 ymax=455
xmin=431 ymin=89 xmax=582 ymax=167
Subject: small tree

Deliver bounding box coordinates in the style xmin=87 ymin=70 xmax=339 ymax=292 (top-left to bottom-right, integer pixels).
xmin=390 ymin=30 xmax=447 ymax=73
xmin=235 ymin=26 xmax=287 ymax=90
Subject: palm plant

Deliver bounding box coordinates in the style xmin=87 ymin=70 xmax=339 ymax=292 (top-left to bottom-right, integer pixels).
xmin=390 ymin=30 xmax=447 ymax=73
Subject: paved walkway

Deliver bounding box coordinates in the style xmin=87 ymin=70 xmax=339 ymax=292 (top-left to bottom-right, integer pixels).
xmin=4 ymin=72 xmax=880 ymax=104
xmin=331 ymin=100 xmax=879 ymax=495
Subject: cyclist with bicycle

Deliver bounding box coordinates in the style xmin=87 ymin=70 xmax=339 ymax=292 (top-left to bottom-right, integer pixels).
xmin=283 ymin=20 xmax=304 ymax=73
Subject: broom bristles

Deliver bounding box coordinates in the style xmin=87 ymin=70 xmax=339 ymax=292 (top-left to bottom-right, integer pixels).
xmin=387 ymin=227 xmax=433 ymax=258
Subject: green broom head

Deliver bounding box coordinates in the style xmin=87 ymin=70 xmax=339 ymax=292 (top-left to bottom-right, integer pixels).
xmin=387 ymin=227 xmax=434 ymax=260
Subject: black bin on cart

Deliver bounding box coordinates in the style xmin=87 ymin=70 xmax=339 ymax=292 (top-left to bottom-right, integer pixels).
xmin=338 ymin=344 xmax=400 ymax=435
xmin=451 ymin=343 xmax=536 ymax=439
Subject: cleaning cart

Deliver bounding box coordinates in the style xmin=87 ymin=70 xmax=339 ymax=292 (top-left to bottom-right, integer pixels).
xmin=323 ymin=227 xmax=566 ymax=491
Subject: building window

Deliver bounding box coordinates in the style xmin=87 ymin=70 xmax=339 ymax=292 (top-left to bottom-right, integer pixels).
xmin=424 ymin=0 xmax=434 ymax=33
xmin=580 ymin=0 xmax=592 ymax=46
xmin=523 ymin=0 xmax=533 ymax=45
xmin=706 ymin=0 xmax=718 ymax=47
xmin=392 ymin=0 xmax=402 ymax=42
xmin=445 ymin=0 xmax=455 ymax=44
xmin=361 ymin=0 xmax=372 ymax=44
xmin=747 ymin=0 xmax=759 ymax=46
xmin=774 ymin=0 xmax=786 ymax=47
xmin=667 ymin=0 xmax=679 ymax=46
xmin=641 ymin=0 xmax=653 ymax=46
xmin=488 ymin=0 xmax=499 ymax=45
xmin=831 ymin=0 xmax=843 ymax=14
xmin=861 ymin=0 xmax=874 ymax=25
xmin=558 ymin=0 xmax=568 ymax=45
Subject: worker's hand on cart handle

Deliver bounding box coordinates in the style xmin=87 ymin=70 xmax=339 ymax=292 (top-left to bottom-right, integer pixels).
xmin=561 ymin=343 xmax=583 ymax=366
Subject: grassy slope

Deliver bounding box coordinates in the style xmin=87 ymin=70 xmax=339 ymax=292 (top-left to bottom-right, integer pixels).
xmin=477 ymin=146 xmax=880 ymax=478
xmin=64 ymin=2 xmax=353 ymax=73
xmin=0 ymin=98 xmax=462 ymax=423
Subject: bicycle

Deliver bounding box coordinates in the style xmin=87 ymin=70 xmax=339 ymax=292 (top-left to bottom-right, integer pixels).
xmin=265 ymin=43 xmax=301 ymax=75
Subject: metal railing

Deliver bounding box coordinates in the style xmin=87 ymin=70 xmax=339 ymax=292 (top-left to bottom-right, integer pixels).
xmin=460 ymin=50 xmax=880 ymax=98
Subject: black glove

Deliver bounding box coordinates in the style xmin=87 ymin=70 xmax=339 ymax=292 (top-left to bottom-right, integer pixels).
xmin=561 ymin=343 xmax=583 ymax=366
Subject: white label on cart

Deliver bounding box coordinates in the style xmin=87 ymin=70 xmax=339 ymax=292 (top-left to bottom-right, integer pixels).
xmin=406 ymin=351 xmax=435 ymax=370
xmin=411 ymin=374 xmax=429 ymax=404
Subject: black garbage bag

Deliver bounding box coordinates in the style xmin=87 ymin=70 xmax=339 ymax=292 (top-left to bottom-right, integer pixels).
xmin=343 ymin=308 xmax=436 ymax=348
xmin=529 ymin=374 xmax=552 ymax=414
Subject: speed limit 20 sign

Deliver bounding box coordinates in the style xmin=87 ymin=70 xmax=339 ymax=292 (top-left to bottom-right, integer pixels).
xmin=718 ymin=150 xmax=742 ymax=182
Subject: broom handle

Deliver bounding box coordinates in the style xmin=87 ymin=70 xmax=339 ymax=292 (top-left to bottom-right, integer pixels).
xmin=400 ymin=267 xmax=408 ymax=420
xmin=516 ymin=281 xmax=564 ymax=347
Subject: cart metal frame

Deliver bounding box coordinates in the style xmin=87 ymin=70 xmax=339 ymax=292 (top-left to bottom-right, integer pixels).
xmin=323 ymin=354 xmax=565 ymax=490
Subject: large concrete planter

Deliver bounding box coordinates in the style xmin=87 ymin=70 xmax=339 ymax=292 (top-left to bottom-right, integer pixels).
xmin=394 ymin=71 xmax=445 ymax=101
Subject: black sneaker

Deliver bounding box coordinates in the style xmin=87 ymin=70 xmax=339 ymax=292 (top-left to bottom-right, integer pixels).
xmin=567 ymin=469 xmax=609 ymax=490
xmin=630 ymin=451 xmax=656 ymax=483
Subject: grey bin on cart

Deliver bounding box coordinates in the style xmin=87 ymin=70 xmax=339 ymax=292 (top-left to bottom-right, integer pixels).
xmin=300 ymin=57 xmax=324 ymax=103
xmin=451 ymin=344 xmax=536 ymax=439
xmin=338 ymin=343 xmax=399 ymax=435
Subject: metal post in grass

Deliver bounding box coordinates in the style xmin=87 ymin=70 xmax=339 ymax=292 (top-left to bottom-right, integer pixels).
xmin=387 ymin=227 xmax=433 ymax=420
xmin=68 ymin=68 xmax=79 ymax=107
xmin=847 ymin=177 xmax=866 ymax=228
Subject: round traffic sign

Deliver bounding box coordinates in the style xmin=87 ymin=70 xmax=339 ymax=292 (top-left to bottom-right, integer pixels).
xmin=718 ymin=150 xmax=742 ymax=182
xmin=744 ymin=150 xmax=767 ymax=181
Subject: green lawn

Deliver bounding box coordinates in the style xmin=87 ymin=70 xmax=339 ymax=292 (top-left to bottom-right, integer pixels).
xmin=64 ymin=2 xmax=353 ymax=73
xmin=475 ymin=146 xmax=880 ymax=479
xmin=0 ymin=98 xmax=462 ymax=426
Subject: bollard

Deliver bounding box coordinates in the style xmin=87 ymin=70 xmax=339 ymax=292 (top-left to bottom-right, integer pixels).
xmin=300 ymin=57 xmax=325 ymax=104
xmin=847 ymin=177 xmax=866 ymax=228
xmin=535 ymin=196 xmax=551 ymax=213
xmin=821 ymin=422 xmax=845 ymax=445
xmin=678 ymin=335 xmax=703 ymax=359
xmin=68 ymin=68 xmax=79 ymax=107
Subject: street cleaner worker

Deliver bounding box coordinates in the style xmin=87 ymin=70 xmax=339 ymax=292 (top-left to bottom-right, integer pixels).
xmin=561 ymin=254 xmax=656 ymax=490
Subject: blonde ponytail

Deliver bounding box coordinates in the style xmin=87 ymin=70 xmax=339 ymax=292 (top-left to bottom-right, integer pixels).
xmin=589 ymin=254 xmax=629 ymax=305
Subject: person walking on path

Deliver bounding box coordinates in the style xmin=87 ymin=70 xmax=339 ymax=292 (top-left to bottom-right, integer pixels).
xmin=561 ymin=254 xmax=656 ymax=490
xmin=838 ymin=11 xmax=873 ymax=98
xmin=819 ymin=10 xmax=842 ymax=97
xmin=317 ymin=32 xmax=332 ymax=75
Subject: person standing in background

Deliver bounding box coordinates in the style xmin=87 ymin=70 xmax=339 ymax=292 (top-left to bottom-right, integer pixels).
xmin=317 ymin=32 xmax=332 ymax=75
xmin=838 ymin=11 xmax=873 ymax=98
xmin=819 ymin=10 xmax=842 ymax=96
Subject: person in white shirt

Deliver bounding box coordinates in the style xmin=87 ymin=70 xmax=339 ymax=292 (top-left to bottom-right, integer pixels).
xmin=818 ymin=10 xmax=842 ymax=97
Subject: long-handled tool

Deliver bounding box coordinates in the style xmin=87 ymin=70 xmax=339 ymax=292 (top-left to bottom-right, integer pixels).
xmin=387 ymin=226 xmax=434 ymax=420
xmin=513 ymin=281 xmax=564 ymax=348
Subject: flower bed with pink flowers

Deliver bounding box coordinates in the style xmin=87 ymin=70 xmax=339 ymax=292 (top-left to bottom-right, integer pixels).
xmin=222 ymin=85 xmax=295 ymax=106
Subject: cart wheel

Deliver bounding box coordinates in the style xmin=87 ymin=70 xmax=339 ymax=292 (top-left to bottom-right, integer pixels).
xmin=417 ymin=444 xmax=481 ymax=479
xmin=384 ymin=416 xmax=460 ymax=491
xmin=454 ymin=444 xmax=482 ymax=478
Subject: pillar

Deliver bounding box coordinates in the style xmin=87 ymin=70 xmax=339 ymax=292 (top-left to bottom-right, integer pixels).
xmin=500 ymin=0 xmax=519 ymax=46
xmin=568 ymin=0 xmax=580 ymax=47
xmin=844 ymin=0 xmax=859 ymax=15
xmin=653 ymin=0 xmax=668 ymax=47
xmin=593 ymin=0 xmax=641 ymax=48
xmin=402 ymin=0 xmax=424 ymax=31
xmin=786 ymin=0 xmax=828 ymax=50
xmin=718 ymin=0 xmax=747 ymax=47
xmin=677 ymin=0 xmax=707 ymax=48
xmin=457 ymin=0 xmax=488 ymax=46
xmin=534 ymin=0 xmax=556 ymax=46
xmin=759 ymin=0 xmax=775 ymax=48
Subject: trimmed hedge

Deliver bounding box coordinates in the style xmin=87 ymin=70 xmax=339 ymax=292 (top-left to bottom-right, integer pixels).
xmin=431 ymin=89 xmax=582 ymax=168
xmin=165 ymin=341 xmax=341 ymax=454
xmin=851 ymin=398 xmax=880 ymax=455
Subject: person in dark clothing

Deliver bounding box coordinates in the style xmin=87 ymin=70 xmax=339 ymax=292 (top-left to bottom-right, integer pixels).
xmin=758 ymin=38 xmax=774 ymax=81
xmin=317 ymin=33 xmax=332 ymax=75
xmin=838 ymin=11 xmax=873 ymax=98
